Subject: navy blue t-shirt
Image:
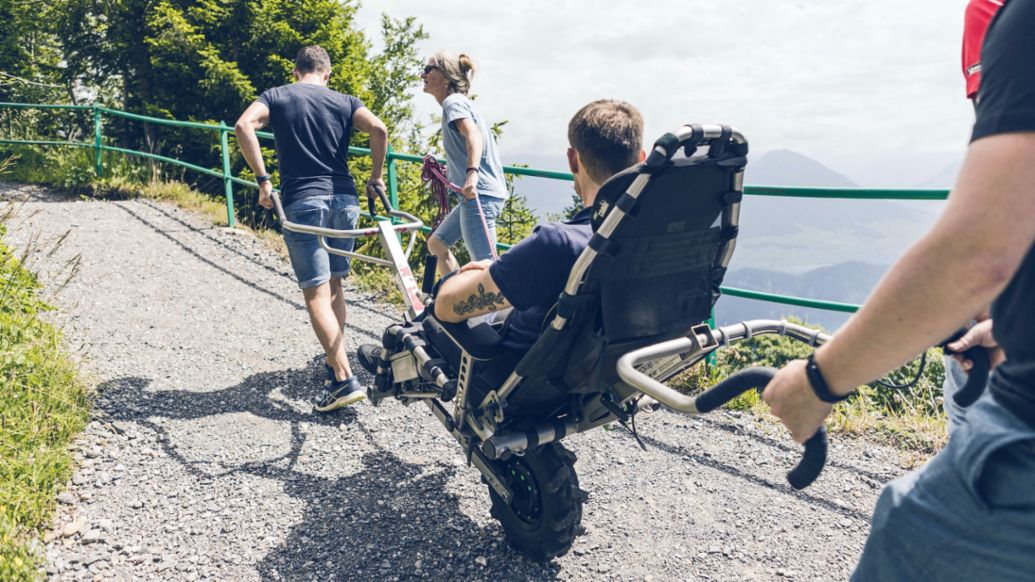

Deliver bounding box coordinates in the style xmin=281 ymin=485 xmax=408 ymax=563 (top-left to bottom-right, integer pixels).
xmin=489 ymin=207 xmax=593 ymax=354
xmin=971 ymin=0 xmax=1035 ymax=428
xmin=257 ymin=83 xmax=365 ymax=206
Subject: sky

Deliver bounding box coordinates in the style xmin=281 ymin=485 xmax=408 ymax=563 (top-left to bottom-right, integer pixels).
xmin=354 ymin=0 xmax=974 ymax=188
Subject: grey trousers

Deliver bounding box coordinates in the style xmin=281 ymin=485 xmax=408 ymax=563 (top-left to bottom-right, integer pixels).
xmin=852 ymin=397 xmax=1035 ymax=581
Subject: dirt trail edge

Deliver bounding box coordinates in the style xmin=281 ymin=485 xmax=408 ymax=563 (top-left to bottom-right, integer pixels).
xmin=1 ymin=183 xmax=906 ymax=582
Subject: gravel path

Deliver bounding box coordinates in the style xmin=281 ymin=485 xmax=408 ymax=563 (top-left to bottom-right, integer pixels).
xmin=2 ymin=183 xmax=909 ymax=581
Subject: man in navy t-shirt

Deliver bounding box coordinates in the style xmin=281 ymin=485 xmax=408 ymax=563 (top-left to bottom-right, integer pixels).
xmin=235 ymin=46 xmax=389 ymax=411
xmin=433 ymin=100 xmax=644 ymax=356
xmin=762 ymin=1 xmax=1035 ymax=577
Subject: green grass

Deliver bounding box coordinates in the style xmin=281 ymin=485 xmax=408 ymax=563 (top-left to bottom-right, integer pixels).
xmin=0 ymin=201 xmax=91 ymax=580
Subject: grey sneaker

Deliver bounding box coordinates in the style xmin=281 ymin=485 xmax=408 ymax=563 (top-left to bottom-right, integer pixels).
xmin=314 ymin=376 xmax=365 ymax=412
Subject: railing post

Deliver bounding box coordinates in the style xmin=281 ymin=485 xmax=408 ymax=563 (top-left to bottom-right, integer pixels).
xmin=93 ymin=106 xmax=103 ymax=178
xmin=219 ymin=121 xmax=235 ymax=228
xmin=386 ymin=144 xmax=399 ymax=210
xmin=706 ymin=308 xmax=717 ymax=366
xmin=386 ymin=144 xmax=399 ymax=224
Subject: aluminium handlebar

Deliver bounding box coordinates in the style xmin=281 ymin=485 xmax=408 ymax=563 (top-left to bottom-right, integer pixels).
xmin=616 ymin=321 xmax=832 ymax=489
xmin=271 ymin=190 xmax=423 ymax=239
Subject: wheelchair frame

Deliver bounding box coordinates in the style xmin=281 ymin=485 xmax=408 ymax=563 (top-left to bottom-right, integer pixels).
xmin=273 ymin=125 xmax=833 ymax=560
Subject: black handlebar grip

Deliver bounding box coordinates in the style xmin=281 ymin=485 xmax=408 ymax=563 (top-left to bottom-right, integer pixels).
xmin=787 ymin=427 xmax=827 ymax=490
xmin=940 ymin=327 xmax=992 ymax=408
xmin=694 ymin=366 xmax=828 ymax=489
xmin=953 ymin=347 xmax=990 ymax=407
xmin=422 ymin=255 xmax=438 ymax=295
xmin=695 ymin=367 xmax=778 ymax=413
xmin=366 ymin=181 xmax=392 ymax=215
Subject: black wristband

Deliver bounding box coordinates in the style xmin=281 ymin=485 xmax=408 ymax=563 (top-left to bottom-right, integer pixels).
xmin=805 ymin=353 xmax=851 ymax=403
xmin=256 ymin=174 xmax=272 ymax=184
xmin=466 ymin=167 xmax=478 ymax=174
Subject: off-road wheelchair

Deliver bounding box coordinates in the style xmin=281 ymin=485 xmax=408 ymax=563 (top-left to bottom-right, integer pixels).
xmin=269 ymin=123 xmax=993 ymax=562
xmin=345 ymin=125 xmax=839 ymax=561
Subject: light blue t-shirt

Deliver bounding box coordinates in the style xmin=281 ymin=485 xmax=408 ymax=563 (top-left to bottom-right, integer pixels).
xmin=441 ymin=93 xmax=509 ymax=199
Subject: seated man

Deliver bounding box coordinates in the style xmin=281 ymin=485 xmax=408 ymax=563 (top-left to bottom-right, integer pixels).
xmin=433 ymin=99 xmax=645 ymax=355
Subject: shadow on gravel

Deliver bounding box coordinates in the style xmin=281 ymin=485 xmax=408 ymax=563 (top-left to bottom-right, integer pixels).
xmin=94 ymin=363 xmax=562 ymax=581
xmin=683 ymin=414 xmax=898 ymax=485
xmin=112 ymin=202 xmax=382 ymax=344
xmin=635 ymin=433 xmax=872 ymax=522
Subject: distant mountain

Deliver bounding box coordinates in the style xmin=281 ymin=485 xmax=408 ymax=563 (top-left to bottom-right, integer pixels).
xmin=913 ymin=160 xmax=962 ymax=189
xmin=734 ymin=149 xmax=939 ymax=270
xmin=716 ymin=261 xmax=888 ymax=330
xmin=746 ymin=149 xmax=860 ymax=188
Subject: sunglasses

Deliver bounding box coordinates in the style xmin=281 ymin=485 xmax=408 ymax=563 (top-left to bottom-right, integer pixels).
xmin=422 ymin=64 xmax=438 ymax=75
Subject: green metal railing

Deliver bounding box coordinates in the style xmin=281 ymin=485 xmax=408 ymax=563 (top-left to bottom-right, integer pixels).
xmin=0 ymin=102 xmax=951 ymax=316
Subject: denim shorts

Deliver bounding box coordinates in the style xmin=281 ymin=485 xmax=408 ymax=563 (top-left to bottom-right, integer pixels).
xmin=431 ymin=195 xmax=505 ymax=261
xmin=282 ymin=194 xmax=360 ymax=290
xmin=852 ymin=396 xmax=1035 ymax=581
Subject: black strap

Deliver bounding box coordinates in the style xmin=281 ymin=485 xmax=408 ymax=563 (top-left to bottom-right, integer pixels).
xmin=722 ymin=191 xmax=743 ymax=205
xmin=708 ymin=126 xmax=733 ymax=158
xmin=555 ymin=292 xmax=596 ymax=323
xmin=806 ymin=353 xmax=852 ymax=403
xmin=525 ymin=429 xmax=540 ymax=449
xmin=644 ymin=132 xmax=680 ymax=169
xmin=588 ymin=233 xmax=620 ymax=256
xmin=615 ymin=192 xmax=638 ymax=214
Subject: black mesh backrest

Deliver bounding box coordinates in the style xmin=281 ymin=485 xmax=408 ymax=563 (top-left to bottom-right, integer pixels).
xmin=585 ymin=156 xmax=732 ymax=341
xmin=512 ymin=132 xmax=746 ymax=392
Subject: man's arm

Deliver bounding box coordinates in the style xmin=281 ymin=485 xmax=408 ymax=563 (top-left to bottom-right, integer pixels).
xmin=352 ymin=107 xmax=388 ymax=190
xmin=234 ymin=101 xmax=272 ymax=208
xmin=455 ymin=118 xmax=483 ymax=200
xmin=763 ymin=131 xmax=1035 ymax=442
xmin=434 ymin=261 xmax=512 ymax=322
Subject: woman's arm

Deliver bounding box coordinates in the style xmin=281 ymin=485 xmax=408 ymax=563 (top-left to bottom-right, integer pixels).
xmin=455 ymin=118 xmax=483 ymax=200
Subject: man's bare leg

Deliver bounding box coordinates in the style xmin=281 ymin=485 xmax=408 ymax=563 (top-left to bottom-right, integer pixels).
xmin=427 ymin=235 xmax=459 ymax=277
xmin=303 ymin=282 xmax=353 ymax=382
xmin=329 ymin=276 xmax=348 ymax=331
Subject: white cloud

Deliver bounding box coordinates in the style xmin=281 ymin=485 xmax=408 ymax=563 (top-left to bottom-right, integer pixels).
xmin=356 ymin=0 xmax=973 ymax=186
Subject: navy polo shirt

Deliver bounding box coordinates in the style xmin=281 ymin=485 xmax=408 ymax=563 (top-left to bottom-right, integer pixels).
xmin=489 ymin=207 xmax=594 ymax=355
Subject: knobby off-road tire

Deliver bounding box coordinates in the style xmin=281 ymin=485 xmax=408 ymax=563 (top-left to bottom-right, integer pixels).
xmin=488 ymin=443 xmax=583 ymax=561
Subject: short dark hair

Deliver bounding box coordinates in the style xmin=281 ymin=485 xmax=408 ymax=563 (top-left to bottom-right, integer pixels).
xmin=295 ymin=45 xmax=331 ymax=74
xmin=567 ymin=100 xmax=643 ymax=184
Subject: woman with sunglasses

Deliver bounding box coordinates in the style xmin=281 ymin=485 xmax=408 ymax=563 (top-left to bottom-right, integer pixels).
xmin=421 ymin=51 xmax=509 ymax=276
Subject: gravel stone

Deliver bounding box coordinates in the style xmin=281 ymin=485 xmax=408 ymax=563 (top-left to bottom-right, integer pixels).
xmin=3 ymin=186 xmax=912 ymax=581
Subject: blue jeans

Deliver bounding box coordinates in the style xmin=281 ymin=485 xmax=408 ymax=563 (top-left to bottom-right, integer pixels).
xmin=282 ymin=194 xmax=360 ymax=289
xmin=431 ymin=195 xmax=505 ymax=261
xmin=852 ymin=397 xmax=1035 ymax=581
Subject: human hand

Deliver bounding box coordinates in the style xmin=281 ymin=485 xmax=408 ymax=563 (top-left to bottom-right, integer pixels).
xmin=947 ymin=319 xmax=1004 ymax=370
xmin=366 ymin=178 xmax=386 ymax=209
xmin=462 ymin=172 xmax=478 ymax=200
xmin=761 ymin=359 xmax=833 ymax=444
xmin=459 ymin=259 xmax=492 ymax=273
xmin=258 ymin=181 xmax=274 ymax=209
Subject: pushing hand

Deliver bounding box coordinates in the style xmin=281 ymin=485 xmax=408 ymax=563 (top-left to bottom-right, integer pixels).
xmin=947 ymin=319 xmax=1004 ymax=370
xmin=462 ymin=173 xmax=478 ymax=200
xmin=761 ymin=359 xmax=833 ymax=443
xmin=258 ymin=181 xmax=274 ymax=209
